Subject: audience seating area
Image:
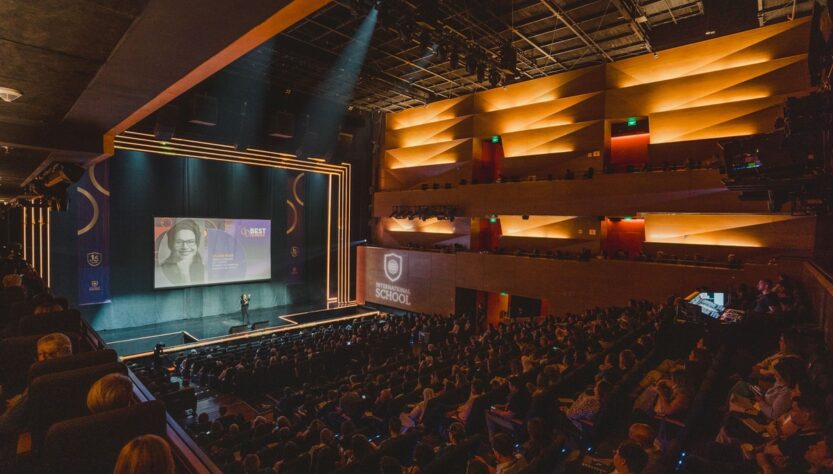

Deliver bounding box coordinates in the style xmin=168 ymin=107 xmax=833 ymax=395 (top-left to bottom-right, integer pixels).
xmin=0 ymin=260 xmax=178 ymax=474
xmin=2 ymin=253 xmax=829 ymax=474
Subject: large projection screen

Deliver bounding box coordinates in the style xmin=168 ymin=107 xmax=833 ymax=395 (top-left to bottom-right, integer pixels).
xmin=154 ymin=217 xmax=272 ymax=289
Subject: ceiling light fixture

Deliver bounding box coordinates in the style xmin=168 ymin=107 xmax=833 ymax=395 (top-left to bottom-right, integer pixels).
xmin=0 ymin=87 xmax=22 ymax=103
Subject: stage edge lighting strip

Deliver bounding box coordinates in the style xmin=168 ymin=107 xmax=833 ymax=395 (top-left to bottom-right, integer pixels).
xmin=121 ymin=310 xmax=377 ymax=361
xmin=326 ymin=175 xmax=333 ymax=305
xmin=22 ymin=206 xmax=26 ymax=266
xmin=114 ymin=133 xmax=354 ymax=308
xmin=39 ymin=208 xmax=43 ymax=279
xmin=46 ymin=209 xmax=51 ymax=288
xmin=30 ymin=208 xmax=35 ymax=272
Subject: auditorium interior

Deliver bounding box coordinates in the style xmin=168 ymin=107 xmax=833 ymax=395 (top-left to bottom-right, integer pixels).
xmin=3 ymin=0 xmax=833 ymax=472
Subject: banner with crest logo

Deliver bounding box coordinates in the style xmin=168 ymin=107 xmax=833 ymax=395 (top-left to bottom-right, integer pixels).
xmin=77 ymin=160 xmax=111 ymax=305
xmin=287 ymin=172 xmax=305 ymax=284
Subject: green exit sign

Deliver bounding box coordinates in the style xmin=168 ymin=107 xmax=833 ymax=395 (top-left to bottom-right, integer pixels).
xmin=627 ymin=117 xmax=638 ymax=127
xmin=491 ymin=135 xmax=501 ymax=143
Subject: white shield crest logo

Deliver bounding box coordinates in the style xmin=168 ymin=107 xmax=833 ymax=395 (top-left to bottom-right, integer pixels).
xmin=87 ymin=252 xmax=102 ymax=267
xmin=383 ymin=253 xmax=403 ymax=282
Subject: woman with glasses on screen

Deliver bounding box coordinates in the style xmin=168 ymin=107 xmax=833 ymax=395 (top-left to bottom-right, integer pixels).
xmin=159 ymin=219 xmax=205 ymax=286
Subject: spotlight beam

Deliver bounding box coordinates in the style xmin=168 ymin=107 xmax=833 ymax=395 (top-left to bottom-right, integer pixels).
xmin=299 ymin=7 xmax=378 ymax=156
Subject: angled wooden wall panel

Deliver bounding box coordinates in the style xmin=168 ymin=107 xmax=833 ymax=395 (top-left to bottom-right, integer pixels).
xmin=605 ymin=17 xmax=810 ymax=88
xmin=385 ymin=115 xmax=473 ymax=150
xmin=606 ymin=54 xmax=809 ymax=119
xmin=473 ymin=65 xmax=605 ymax=113
xmin=475 ymin=92 xmax=605 ymax=136
xmin=501 ymin=120 xmax=604 ymax=158
xmin=649 ymin=95 xmax=788 ymax=144
xmin=386 ymin=95 xmax=474 ymax=130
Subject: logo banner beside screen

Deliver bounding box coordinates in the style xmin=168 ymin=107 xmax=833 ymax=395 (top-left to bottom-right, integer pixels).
xmin=78 ymin=160 xmax=111 ymax=305
xmin=287 ymin=172 xmax=305 ymax=284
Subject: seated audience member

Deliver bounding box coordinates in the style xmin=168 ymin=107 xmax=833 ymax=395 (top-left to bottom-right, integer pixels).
xmin=729 ymin=357 xmax=803 ymax=423
xmin=803 ymin=432 xmax=833 ymax=473
xmin=32 ymin=296 xmax=63 ymax=315
xmin=563 ymin=379 xmax=612 ymax=430
xmin=754 ymin=279 xmax=780 ymax=314
xmin=450 ymin=379 xmax=486 ymax=424
xmin=380 ymin=455 xmax=403 ymax=474
xmin=612 ymin=441 xmax=649 ymax=474
xmin=730 ymin=331 xmax=801 ymax=399
xmin=654 ymin=369 xmax=693 ymax=419
xmin=407 ymin=442 xmax=434 ymax=474
xmin=379 ymin=417 xmax=403 ymax=449
xmin=86 ymin=373 xmax=134 ymax=414
xmin=0 ymin=333 xmax=73 ymax=441
xmin=466 ymin=459 xmax=490 ymax=474
xmin=347 ymin=433 xmax=377 ymax=466
xmin=113 ymin=434 xmax=175 ymax=474
xmin=635 ymin=369 xmax=692 ymax=419
xmin=596 ymin=353 xmax=622 ymax=384
xmin=486 ymin=376 xmax=531 ymax=435
xmin=754 ymin=394 xmax=826 ymax=473
xmin=522 ymin=417 xmax=549 ymax=462
xmin=627 ymin=423 xmax=663 ymax=474
xmin=476 ymin=433 xmax=528 ymax=474
xmin=242 ymin=453 xmax=270 ymax=474
xmin=401 ymin=388 xmax=435 ymax=430
xmin=311 ymin=445 xmax=337 ymax=474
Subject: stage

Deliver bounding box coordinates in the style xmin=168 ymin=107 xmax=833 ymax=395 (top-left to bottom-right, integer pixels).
xmin=96 ymin=304 xmax=376 ymax=357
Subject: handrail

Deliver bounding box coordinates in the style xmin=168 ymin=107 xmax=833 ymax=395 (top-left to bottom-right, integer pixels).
xmin=128 ymin=369 xmax=222 ymax=473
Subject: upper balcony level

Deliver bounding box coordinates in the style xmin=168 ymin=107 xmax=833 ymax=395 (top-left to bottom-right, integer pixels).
xmin=373 ymin=168 xmax=768 ymax=217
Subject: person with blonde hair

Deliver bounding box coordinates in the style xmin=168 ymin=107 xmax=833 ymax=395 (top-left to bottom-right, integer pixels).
xmin=87 ymin=373 xmax=133 ymax=414
xmin=113 ymin=434 xmax=175 ymax=474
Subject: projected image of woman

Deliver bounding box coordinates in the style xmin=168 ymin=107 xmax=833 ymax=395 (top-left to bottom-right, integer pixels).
xmin=159 ymin=219 xmax=205 ymax=286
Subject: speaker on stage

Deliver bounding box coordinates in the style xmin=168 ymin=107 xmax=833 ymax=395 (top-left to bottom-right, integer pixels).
xmin=229 ymin=324 xmax=249 ymax=335
xmin=251 ymin=321 xmax=269 ymax=331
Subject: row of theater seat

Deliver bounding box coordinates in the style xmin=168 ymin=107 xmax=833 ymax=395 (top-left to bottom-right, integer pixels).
xmin=0 ymin=307 xmax=169 ymax=474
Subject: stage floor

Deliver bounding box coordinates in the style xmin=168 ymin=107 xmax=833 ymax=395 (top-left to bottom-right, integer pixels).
xmin=96 ymin=304 xmax=364 ymax=356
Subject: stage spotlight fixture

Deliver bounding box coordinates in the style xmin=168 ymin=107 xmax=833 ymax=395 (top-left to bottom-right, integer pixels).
xmin=389 ymin=206 xmax=399 ymax=218
xmin=418 ymin=206 xmax=430 ymax=221
xmin=399 ymin=22 xmax=413 ymax=44
xmin=500 ymin=42 xmax=517 ymax=74
xmin=188 ymin=94 xmax=218 ymax=126
xmin=476 ymin=62 xmax=486 ymax=82
xmin=488 ymin=67 xmax=501 ymax=87
xmin=449 ymin=44 xmax=459 ymax=69
xmin=153 ymin=104 xmax=179 ymax=141
xmin=465 ymin=51 xmax=478 ymax=74
xmin=435 ymin=42 xmax=448 ymax=62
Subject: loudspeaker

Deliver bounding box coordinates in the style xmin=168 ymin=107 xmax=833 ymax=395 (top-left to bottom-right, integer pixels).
xmin=251 ymin=321 xmax=269 ymax=330
xmin=268 ymin=111 xmax=295 ymax=139
xmin=153 ymin=105 xmax=179 ymax=141
xmin=228 ymin=324 xmax=248 ymax=335
xmin=188 ymin=94 xmax=218 ymax=126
